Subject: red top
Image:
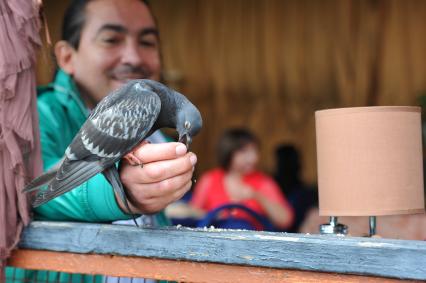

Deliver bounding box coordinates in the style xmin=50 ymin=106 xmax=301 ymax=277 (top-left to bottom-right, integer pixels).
xmin=191 ymin=168 xmax=293 ymax=229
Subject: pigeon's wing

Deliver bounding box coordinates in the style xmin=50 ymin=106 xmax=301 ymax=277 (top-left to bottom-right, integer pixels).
xmin=67 ymin=88 xmax=162 ymax=162
xmin=87 ymin=80 xmax=142 ymax=120
xmin=32 ymin=90 xmax=162 ymax=207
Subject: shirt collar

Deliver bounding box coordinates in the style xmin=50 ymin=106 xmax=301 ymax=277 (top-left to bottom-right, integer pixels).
xmin=50 ymin=69 xmax=90 ymax=117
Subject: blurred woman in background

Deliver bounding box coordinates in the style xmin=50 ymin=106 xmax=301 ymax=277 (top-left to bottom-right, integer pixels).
xmin=190 ymin=128 xmax=294 ymax=231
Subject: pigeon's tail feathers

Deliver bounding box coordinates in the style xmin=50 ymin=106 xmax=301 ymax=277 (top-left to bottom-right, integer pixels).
xmin=32 ymin=159 xmax=105 ymax=207
xmin=103 ymin=166 xmax=139 ymax=227
xmin=22 ymin=167 xmax=59 ymax=193
xmin=23 ymin=158 xmax=65 ymax=193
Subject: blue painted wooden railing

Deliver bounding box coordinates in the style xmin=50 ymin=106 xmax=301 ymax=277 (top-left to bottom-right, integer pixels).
xmin=10 ymin=221 xmax=426 ymax=281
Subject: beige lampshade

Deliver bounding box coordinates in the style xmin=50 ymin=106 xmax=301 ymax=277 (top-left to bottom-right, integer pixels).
xmin=315 ymin=106 xmax=425 ymax=216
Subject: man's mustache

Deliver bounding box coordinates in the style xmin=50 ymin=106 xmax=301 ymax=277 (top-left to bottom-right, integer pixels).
xmin=109 ymin=65 xmax=152 ymax=79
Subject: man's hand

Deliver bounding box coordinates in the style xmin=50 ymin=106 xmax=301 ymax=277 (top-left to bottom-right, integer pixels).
xmin=118 ymin=142 xmax=197 ymax=214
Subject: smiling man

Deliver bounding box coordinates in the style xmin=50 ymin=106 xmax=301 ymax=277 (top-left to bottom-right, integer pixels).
xmin=58 ymin=0 xmax=162 ymax=107
xmin=6 ymin=0 xmax=196 ymax=282
xmin=38 ymin=0 xmax=196 ymax=224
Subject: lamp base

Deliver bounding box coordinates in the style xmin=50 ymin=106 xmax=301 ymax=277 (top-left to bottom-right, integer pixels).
xmin=319 ymin=216 xmax=348 ymax=235
xmin=369 ymin=216 xmax=376 ymax=237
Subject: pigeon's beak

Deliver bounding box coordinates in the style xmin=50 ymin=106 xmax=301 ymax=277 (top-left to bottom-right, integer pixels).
xmin=178 ymin=133 xmax=191 ymax=150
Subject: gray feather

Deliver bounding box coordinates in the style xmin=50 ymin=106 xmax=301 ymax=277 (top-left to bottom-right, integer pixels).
xmin=32 ymin=159 xmax=104 ymax=207
xmin=22 ymin=159 xmax=64 ymax=193
xmin=22 ymin=167 xmax=58 ymax=193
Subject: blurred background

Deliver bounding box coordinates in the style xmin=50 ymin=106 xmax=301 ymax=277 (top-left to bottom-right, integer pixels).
xmin=38 ymin=0 xmax=426 ymax=184
xmin=36 ymin=0 xmax=426 ymax=237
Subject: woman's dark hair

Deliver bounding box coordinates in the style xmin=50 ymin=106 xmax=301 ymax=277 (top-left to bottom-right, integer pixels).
xmin=217 ymin=128 xmax=259 ymax=170
xmin=62 ymin=0 xmax=151 ymax=49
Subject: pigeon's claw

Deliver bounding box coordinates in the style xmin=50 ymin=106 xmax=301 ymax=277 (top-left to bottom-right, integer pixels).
xmin=179 ymin=133 xmax=191 ymax=151
xmin=123 ymin=140 xmax=150 ymax=167
xmin=123 ymin=153 xmax=143 ymax=167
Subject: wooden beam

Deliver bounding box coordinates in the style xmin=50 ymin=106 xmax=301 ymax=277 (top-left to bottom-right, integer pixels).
xmin=8 ymin=249 xmax=420 ymax=283
xmin=17 ymin=221 xmax=426 ymax=281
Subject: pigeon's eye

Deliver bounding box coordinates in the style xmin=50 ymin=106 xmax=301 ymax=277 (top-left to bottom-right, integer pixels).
xmin=184 ymin=121 xmax=191 ymax=129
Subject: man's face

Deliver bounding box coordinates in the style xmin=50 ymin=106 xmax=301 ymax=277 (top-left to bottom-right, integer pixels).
xmin=69 ymin=0 xmax=161 ymax=107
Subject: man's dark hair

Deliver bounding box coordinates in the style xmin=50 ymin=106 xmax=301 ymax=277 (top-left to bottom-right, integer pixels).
xmin=62 ymin=0 xmax=152 ymax=49
xmin=217 ymin=128 xmax=259 ymax=170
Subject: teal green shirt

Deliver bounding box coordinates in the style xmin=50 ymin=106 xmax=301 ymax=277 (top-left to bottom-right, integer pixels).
xmin=6 ymin=70 xmax=170 ymax=282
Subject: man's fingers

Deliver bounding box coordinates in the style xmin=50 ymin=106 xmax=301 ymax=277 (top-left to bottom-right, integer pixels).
xmin=139 ymin=170 xmax=194 ymax=199
xmin=172 ymin=180 xmax=192 ymax=200
xmin=127 ymin=178 xmax=193 ymax=214
xmin=130 ymin=142 xmax=188 ymax=164
xmin=124 ymin=152 xmax=196 ymax=183
xmin=126 ymin=169 xmax=193 ymax=201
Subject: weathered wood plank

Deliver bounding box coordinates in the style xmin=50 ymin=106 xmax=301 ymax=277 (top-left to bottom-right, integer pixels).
xmin=18 ymin=221 xmax=426 ymax=280
xmin=8 ymin=249 xmax=420 ymax=283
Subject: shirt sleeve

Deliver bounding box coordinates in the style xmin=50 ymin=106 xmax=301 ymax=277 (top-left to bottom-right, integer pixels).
xmin=33 ymin=100 xmax=132 ymax=222
xmin=256 ymin=176 xmax=295 ymax=225
xmin=257 ymin=177 xmax=288 ymax=205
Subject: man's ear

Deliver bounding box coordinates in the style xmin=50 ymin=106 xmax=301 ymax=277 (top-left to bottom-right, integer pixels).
xmin=54 ymin=40 xmax=77 ymax=75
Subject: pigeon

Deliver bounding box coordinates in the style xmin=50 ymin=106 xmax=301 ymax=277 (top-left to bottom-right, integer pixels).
xmin=23 ymin=79 xmax=202 ymax=220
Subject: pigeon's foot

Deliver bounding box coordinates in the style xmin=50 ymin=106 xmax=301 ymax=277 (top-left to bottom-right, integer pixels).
xmin=123 ymin=140 xmax=150 ymax=167
xmin=123 ymin=153 xmax=143 ymax=166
